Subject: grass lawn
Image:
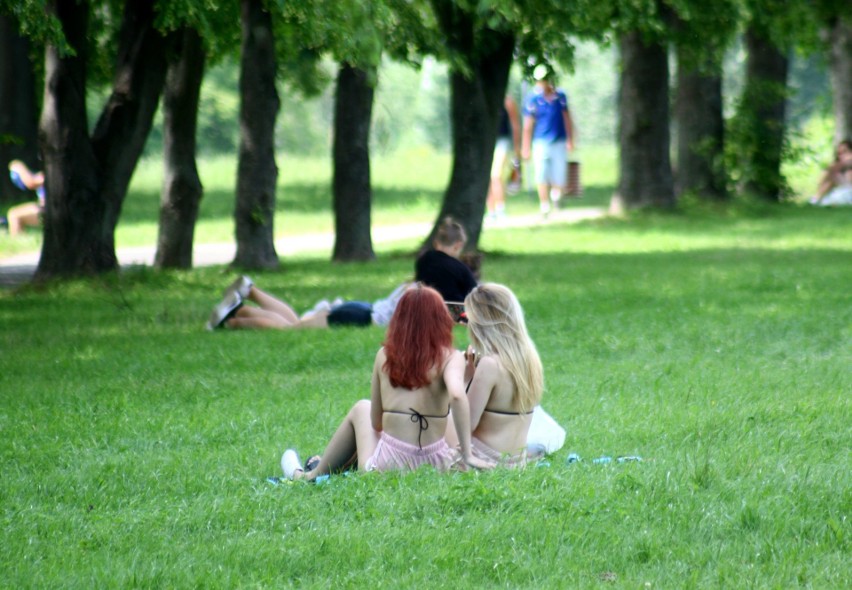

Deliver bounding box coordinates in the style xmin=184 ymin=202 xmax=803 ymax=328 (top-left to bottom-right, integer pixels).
xmin=0 ymin=150 xmax=850 ymax=588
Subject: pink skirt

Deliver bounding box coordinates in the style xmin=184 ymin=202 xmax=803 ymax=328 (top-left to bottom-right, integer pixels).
xmin=471 ymin=437 xmax=528 ymax=468
xmin=364 ymin=432 xmax=461 ymax=473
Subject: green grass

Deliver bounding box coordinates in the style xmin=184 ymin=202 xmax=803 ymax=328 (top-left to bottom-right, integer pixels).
xmin=1 ymin=151 xmax=850 ymax=588
xmin=0 ymin=198 xmax=852 ymax=588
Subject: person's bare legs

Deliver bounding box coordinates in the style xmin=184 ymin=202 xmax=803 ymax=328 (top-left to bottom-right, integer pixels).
xmin=537 ymin=183 xmax=551 ymax=215
xmin=487 ymin=177 xmax=506 ymax=216
xmin=246 ymin=286 xmax=301 ymax=322
xmin=296 ymin=400 xmax=381 ymax=480
xmin=7 ymin=202 xmax=41 ymax=236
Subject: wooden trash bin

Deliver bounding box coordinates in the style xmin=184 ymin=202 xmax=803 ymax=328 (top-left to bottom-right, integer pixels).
xmin=566 ymin=161 xmax=582 ymax=196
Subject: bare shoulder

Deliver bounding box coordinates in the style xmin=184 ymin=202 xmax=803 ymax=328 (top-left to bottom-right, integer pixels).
xmin=475 ymin=354 xmax=502 ymax=374
xmin=374 ymin=347 xmax=387 ymax=366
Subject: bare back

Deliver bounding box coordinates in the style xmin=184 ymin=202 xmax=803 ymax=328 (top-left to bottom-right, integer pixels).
xmin=371 ymin=347 xmax=456 ymax=448
xmin=467 ymin=355 xmax=532 ymax=454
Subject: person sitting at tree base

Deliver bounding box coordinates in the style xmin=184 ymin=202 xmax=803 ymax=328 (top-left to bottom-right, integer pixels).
xmin=809 ymin=139 xmax=852 ymax=206
xmin=5 ymin=160 xmax=46 ymax=236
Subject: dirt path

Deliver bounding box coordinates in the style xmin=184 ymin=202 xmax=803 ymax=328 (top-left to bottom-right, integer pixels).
xmin=0 ymin=206 xmax=606 ymax=288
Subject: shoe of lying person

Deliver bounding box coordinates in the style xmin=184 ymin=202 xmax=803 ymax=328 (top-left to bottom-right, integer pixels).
xmin=205 ymin=291 xmax=243 ymax=331
xmin=222 ymin=275 xmax=253 ymax=300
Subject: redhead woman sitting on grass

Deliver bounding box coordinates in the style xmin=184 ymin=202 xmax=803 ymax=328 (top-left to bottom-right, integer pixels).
xmin=281 ymin=284 xmax=492 ymax=480
xmin=445 ymin=283 xmax=544 ymax=468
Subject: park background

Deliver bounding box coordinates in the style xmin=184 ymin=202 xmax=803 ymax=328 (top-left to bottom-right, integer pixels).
xmin=1 ymin=3 xmax=851 ymax=589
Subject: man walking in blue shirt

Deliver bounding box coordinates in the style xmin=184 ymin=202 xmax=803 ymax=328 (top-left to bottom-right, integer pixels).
xmin=521 ymin=65 xmax=575 ymax=217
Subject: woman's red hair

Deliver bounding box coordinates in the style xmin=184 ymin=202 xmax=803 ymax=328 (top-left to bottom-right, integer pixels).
xmin=383 ymin=284 xmax=454 ymax=389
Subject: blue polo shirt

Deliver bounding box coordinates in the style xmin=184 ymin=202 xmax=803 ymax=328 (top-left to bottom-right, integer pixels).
xmin=524 ymin=88 xmax=569 ymax=143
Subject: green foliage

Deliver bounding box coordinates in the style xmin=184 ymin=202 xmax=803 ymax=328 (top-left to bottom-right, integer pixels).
xmin=1 ymin=0 xmax=66 ymax=53
xmin=1 ymin=202 xmax=850 ymax=587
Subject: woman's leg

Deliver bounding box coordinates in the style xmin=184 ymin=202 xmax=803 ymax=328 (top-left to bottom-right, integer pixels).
xmin=298 ymin=400 xmax=380 ymax=480
xmin=226 ymin=305 xmax=298 ymax=329
xmin=246 ymin=286 xmax=301 ymax=323
xmin=225 ymin=302 xmax=330 ymax=330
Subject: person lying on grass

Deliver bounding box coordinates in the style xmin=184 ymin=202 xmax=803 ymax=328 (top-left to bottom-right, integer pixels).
xmin=205 ymin=217 xmax=480 ymax=331
xmin=205 ymin=275 xmax=411 ymax=331
xmin=444 ymin=283 xmax=544 ymax=468
xmin=280 ymin=284 xmax=492 ymax=480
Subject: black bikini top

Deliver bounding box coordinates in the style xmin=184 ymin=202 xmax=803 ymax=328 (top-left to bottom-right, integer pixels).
xmin=384 ymin=407 xmax=450 ymax=449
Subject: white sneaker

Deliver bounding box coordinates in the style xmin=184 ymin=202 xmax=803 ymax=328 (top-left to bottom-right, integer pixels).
xmin=223 ymin=275 xmax=253 ymax=300
xmin=281 ymin=449 xmax=303 ymax=480
xmin=205 ymin=291 xmax=243 ymax=330
xmin=331 ymin=297 xmax=344 ymax=307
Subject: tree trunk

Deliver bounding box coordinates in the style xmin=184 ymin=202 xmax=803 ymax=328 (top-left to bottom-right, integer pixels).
xmin=674 ymin=52 xmax=726 ymax=200
xmin=427 ymin=0 xmax=514 ymax=250
xmin=233 ymin=0 xmax=279 ymax=269
xmin=37 ymin=1 xmax=104 ymax=277
xmin=616 ymin=31 xmax=675 ymax=210
xmin=827 ymin=17 xmax=852 ymax=143
xmin=739 ymin=25 xmax=788 ymax=201
xmin=155 ymin=28 xmax=206 ymax=269
xmin=332 ymin=63 xmax=375 ymax=262
xmin=0 ymin=14 xmax=40 ymax=206
xmin=37 ymin=0 xmax=171 ymax=279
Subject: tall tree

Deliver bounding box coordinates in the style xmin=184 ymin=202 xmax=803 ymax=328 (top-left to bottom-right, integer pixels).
xmin=426 ymin=0 xmax=514 ymax=249
xmin=233 ymin=0 xmax=280 ymax=269
xmin=332 ymin=63 xmax=376 ymax=261
xmin=826 ymin=17 xmax=852 ymax=142
xmin=154 ymin=27 xmax=206 ymax=269
xmin=675 ymin=57 xmax=726 ymax=200
xmin=0 ymin=13 xmax=40 ymax=206
xmin=671 ymin=1 xmax=739 ymax=201
xmin=37 ymin=0 xmax=172 ymax=279
xmin=740 ymin=21 xmax=788 ymax=200
xmin=617 ymin=29 xmax=675 ymax=209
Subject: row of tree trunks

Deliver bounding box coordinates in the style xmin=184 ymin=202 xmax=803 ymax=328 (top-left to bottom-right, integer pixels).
xmin=332 ymin=63 xmax=376 ymax=262
xmin=233 ymin=0 xmax=280 ymax=269
xmin=155 ymin=28 xmax=206 ymax=269
xmin=617 ymin=31 xmax=675 ymax=210
xmin=0 ymin=14 xmax=40 ymax=206
xmin=37 ymin=0 xmax=171 ymax=279
xmin=428 ymin=0 xmax=515 ymax=250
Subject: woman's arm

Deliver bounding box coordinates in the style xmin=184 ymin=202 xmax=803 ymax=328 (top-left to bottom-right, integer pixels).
xmin=370 ymin=349 xmax=384 ymax=432
xmin=445 ymin=351 xmax=492 ymax=469
xmin=464 ymin=355 xmax=500 ymax=433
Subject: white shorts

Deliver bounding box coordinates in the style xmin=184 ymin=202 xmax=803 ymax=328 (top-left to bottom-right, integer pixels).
xmin=532 ymin=139 xmax=567 ymax=187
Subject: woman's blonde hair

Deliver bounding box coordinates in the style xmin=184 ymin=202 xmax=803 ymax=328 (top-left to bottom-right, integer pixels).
xmin=464 ymin=283 xmax=543 ymax=413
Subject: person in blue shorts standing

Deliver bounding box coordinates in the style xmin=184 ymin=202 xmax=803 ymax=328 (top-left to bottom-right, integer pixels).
xmin=521 ymin=65 xmax=575 ymax=217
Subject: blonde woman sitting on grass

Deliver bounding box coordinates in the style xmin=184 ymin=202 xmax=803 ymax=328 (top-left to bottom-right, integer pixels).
xmin=281 ymin=284 xmax=492 ymax=481
xmin=445 ymin=283 xmax=544 ymax=468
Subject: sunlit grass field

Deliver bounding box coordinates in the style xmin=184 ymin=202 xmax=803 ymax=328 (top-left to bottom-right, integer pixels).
xmin=0 ymin=148 xmax=849 ymax=588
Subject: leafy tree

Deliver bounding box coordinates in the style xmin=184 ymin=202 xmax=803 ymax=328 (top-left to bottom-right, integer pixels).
xmin=35 ymin=0 xmax=174 ymax=278
xmin=608 ymin=1 xmax=676 ymax=210
xmin=726 ymin=0 xmax=806 ymax=201
xmin=332 ymin=63 xmax=376 ymax=261
xmin=671 ymin=0 xmax=740 ymax=201
xmin=423 ymin=0 xmax=514 ymax=250
xmin=154 ymin=1 xmax=240 ymax=269
xmin=233 ymin=0 xmax=279 ymax=269
xmin=826 ymin=17 xmax=852 ymax=142
xmin=154 ymin=27 xmax=207 ymax=269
